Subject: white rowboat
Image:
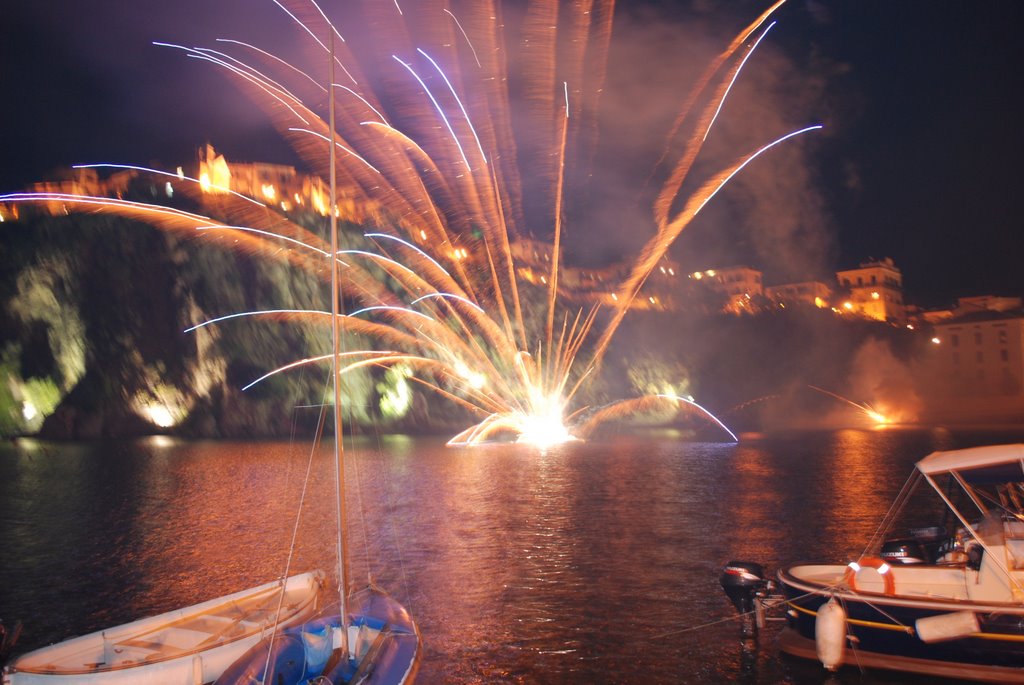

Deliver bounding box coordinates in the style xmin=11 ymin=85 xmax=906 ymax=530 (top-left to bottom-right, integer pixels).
xmin=2 ymin=570 xmax=323 ymax=685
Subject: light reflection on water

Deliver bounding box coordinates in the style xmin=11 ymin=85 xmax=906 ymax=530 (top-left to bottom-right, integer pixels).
xmin=2 ymin=428 xmax=1023 ymax=683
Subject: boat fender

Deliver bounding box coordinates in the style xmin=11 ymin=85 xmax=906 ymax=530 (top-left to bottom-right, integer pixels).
xmin=915 ymin=611 xmax=979 ymax=643
xmin=842 ymin=557 xmax=895 ymax=595
xmin=815 ymin=597 xmax=846 ymax=672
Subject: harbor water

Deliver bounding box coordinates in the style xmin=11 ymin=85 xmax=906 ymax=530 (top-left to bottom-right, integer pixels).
xmin=3 ymin=427 xmax=1024 ymax=683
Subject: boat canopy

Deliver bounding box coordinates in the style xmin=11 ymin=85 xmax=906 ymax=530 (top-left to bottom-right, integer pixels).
xmin=917 ymin=444 xmax=1024 ymax=483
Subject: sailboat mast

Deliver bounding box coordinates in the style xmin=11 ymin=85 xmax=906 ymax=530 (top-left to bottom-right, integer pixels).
xmin=327 ymin=32 xmax=351 ymax=660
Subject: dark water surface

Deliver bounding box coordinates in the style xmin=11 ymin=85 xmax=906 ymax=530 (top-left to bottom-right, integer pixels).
xmin=3 ymin=428 xmax=1024 ymax=683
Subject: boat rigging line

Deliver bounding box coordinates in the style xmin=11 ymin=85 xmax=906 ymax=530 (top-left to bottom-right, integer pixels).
xmin=861 ymin=470 xmax=922 ymax=558
xmin=261 ymin=371 xmax=334 ymax=682
xmin=647 ymin=583 xmax=843 ymax=641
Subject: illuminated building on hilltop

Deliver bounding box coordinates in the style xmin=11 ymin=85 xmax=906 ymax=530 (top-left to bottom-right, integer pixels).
xmin=765 ymin=280 xmax=833 ymax=309
xmin=510 ymin=237 xmax=678 ymax=310
xmin=11 ymin=150 xmax=991 ymax=335
xmin=200 ymin=145 xmax=321 ymax=214
xmin=196 ymin=145 xmax=382 ymax=225
xmin=835 ymin=257 xmax=905 ymax=323
xmin=508 ymin=237 xmax=556 ymax=278
xmin=919 ymin=295 xmax=1023 ymax=326
xmin=638 ymin=257 xmax=681 ymax=310
xmin=932 ymin=309 xmax=1024 ymax=399
xmin=22 ymin=167 xmax=137 ymax=214
xmin=688 ymin=265 xmax=763 ymax=314
xmin=951 ymin=295 xmax=1023 ymax=316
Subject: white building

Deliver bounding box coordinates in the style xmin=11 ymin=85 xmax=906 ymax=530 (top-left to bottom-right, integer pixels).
xmin=836 ymin=257 xmax=905 ymax=323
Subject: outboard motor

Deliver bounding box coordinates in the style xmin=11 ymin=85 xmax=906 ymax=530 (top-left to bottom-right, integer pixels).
xmin=910 ymin=525 xmax=947 ymax=562
xmin=720 ymin=561 xmax=769 ymax=637
xmin=881 ymin=538 xmax=928 ymax=565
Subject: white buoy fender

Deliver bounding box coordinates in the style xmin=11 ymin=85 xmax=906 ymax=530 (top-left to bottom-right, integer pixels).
xmin=815 ymin=597 xmax=846 ymax=671
xmin=915 ymin=611 xmax=979 ymax=643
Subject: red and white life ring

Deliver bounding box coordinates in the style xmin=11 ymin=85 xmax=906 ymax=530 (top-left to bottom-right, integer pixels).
xmin=843 ymin=556 xmax=896 ymax=595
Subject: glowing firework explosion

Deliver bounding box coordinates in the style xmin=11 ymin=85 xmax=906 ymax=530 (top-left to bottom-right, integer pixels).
xmin=808 ymin=385 xmax=892 ymax=427
xmin=2 ymin=0 xmax=818 ymax=446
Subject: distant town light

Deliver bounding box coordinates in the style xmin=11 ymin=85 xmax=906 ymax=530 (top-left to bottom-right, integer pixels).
xmin=871 ymin=291 xmax=880 ymax=300
xmin=843 ymin=301 xmax=854 ymax=311
xmin=906 ymin=324 xmax=915 ymax=330
xmin=931 ymin=337 xmax=941 ymax=345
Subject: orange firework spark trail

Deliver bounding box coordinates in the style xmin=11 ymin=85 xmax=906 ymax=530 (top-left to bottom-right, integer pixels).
xmin=724 ymin=395 xmax=782 ymax=416
xmin=0 ymin=0 xmax=821 ymax=446
xmin=545 ymin=85 xmax=571 ymax=386
xmin=807 ymin=385 xmax=889 ymax=424
xmin=648 ymin=0 xmax=789 ymax=196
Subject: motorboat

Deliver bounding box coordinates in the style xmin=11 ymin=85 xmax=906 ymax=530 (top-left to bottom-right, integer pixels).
xmin=721 ymin=444 xmax=1024 ymax=682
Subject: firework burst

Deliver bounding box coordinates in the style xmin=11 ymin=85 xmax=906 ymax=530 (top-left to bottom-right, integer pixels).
xmin=2 ymin=0 xmax=819 ymax=446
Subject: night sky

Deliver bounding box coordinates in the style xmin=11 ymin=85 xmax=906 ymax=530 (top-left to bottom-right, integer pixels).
xmin=2 ymin=1 xmax=1022 ymax=308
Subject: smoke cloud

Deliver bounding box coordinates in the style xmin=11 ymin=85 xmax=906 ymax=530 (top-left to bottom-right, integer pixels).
xmin=569 ymin=3 xmax=840 ymax=288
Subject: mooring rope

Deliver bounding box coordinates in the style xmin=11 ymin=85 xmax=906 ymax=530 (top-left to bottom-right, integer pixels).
xmin=837 ymin=594 xmax=869 ymax=675
xmin=842 ymin=591 xmax=912 ymax=630
xmin=648 ymin=582 xmax=845 ymax=640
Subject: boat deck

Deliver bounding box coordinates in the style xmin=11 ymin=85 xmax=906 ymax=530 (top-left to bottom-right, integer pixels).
xmin=786 ymin=562 xmax=978 ymax=602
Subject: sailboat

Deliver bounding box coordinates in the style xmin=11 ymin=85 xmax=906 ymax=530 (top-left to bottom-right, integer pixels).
xmin=211 ymin=36 xmax=421 ymax=685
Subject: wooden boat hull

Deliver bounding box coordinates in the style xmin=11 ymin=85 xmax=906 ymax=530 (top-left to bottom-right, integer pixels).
xmin=2 ymin=571 xmax=324 ymax=685
xmin=778 ymin=566 xmax=1024 ymax=682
